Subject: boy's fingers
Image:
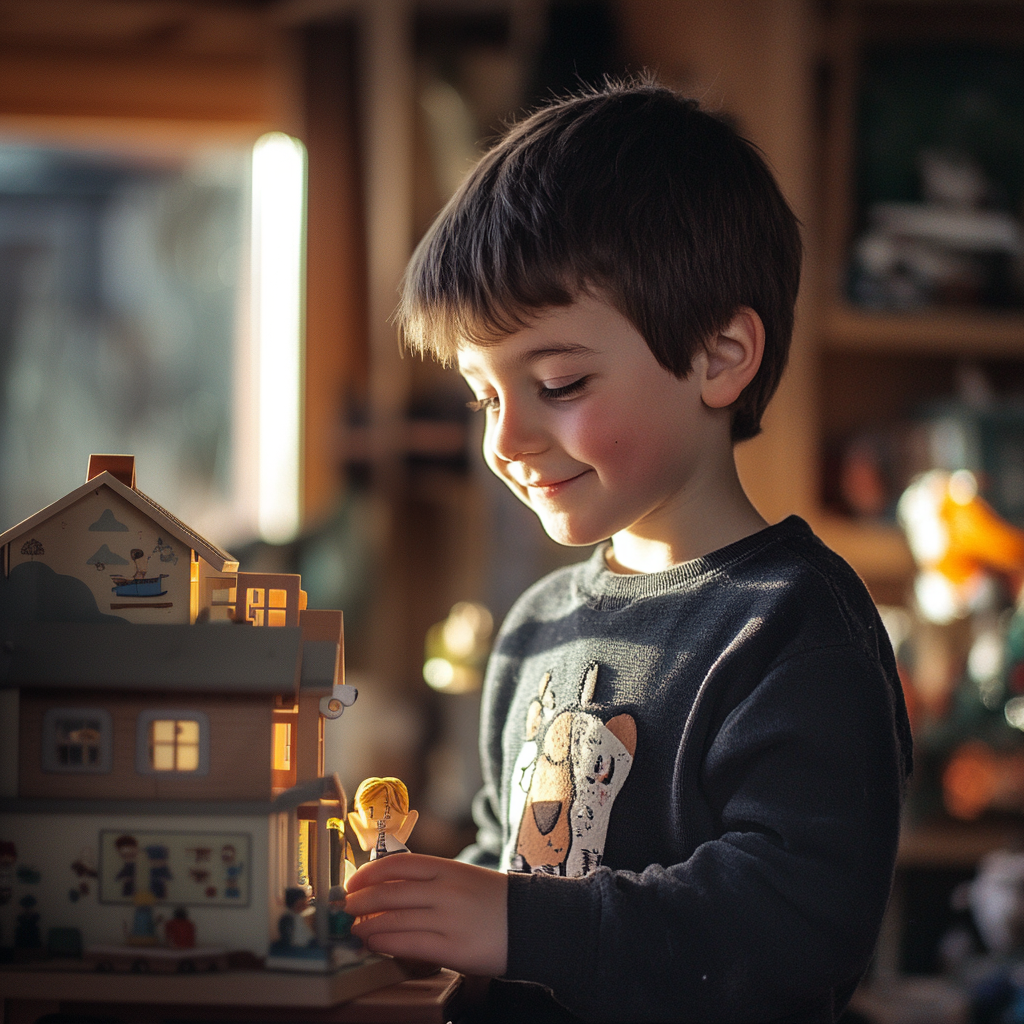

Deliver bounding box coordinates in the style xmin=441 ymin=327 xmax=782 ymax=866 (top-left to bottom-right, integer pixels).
xmin=351 ymin=907 xmax=443 ymax=938
xmin=346 ymin=853 xmax=444 ymax=891
xmin=344 ymin=881 xmax=437 ymax=916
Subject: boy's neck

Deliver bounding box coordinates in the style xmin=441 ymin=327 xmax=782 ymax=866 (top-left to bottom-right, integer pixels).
xmin=606 ymin=458 xmax=767 ymax=575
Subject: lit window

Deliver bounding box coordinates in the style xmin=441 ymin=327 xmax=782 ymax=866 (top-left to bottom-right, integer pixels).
xmin=245 ymin=586 xmax=289 ymax=627
xmin=150 ymin=719 xmax=200 ymax=771
xmin=272 ymin=721 xmax=292 ymax=771
xmin=136 ymin=711 xmax=209 ymax=775
xmin=43 ymin=708 xmax=112 ymax=774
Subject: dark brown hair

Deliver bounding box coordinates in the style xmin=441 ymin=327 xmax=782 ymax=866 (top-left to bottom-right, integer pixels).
xmin=398 ymin=79 xmax=802 ymax=441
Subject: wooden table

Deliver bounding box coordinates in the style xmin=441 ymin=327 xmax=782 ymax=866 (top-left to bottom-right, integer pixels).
xmin=0 ymin=961 xmax=464 ymax=1024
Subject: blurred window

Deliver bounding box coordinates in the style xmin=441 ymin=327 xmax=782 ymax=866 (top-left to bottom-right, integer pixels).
xmin=0 ymin=141 xmax=251 ymax=542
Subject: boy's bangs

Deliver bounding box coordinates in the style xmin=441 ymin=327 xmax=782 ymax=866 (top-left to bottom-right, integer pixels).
xmin=399 ymin=240 xmax=580 ymax=363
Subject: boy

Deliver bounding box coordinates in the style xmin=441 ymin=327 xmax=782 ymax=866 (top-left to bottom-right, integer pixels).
xmin=345 ymin=81 xmax=912 ymax=1023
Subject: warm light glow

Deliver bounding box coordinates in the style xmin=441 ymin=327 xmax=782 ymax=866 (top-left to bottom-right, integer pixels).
xmin=273 ymin=721 xmax=292 ymax=770
xmin=150 ymin=719 xmax=200 ymax=771
xmin=252 ymin=132 xmax=306 ymax=544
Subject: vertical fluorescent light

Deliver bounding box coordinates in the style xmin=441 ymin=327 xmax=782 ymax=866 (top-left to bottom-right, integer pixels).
xmin=251 ymin=132 xmax=306 ymax=543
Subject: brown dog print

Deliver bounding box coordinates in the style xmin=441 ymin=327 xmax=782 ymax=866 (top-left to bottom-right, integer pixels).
xmin=506 ymin=664 xmax=636 ymax=875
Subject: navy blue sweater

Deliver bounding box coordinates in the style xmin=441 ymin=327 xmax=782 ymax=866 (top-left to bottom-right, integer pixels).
xmin=461 ymin=517 xmax=912 ymax=1023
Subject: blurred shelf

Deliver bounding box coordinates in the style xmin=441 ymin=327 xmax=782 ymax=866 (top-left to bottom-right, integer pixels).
xmin=898 ymin=817 xmax=1024 ymax=869
xmin=812 ymin=515 xmax=915 ymax=592
xmin=820 ymin=304 xmax=1024 ymax=356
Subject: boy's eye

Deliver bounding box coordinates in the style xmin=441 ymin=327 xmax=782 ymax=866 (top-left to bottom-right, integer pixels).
xmin=466 ymin=395 xmax=499 ymax=413
xmin=540 ymin=376 xmax=589 ymax=400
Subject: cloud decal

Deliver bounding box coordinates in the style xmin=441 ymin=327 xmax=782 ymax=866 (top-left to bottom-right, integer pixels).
xmin=89 ymin=509 xmax=129 ymax=532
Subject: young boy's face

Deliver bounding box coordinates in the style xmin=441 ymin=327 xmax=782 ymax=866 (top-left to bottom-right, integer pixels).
xmin=457 ymin=293 xmax=722 ymax=553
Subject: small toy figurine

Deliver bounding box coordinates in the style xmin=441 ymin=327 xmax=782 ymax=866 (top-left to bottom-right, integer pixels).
xmin=347 ymin=777 xmax=418 ymax=860
xmin=114 ymin=834 xmax=139 ymax=898
xmin=327 ymin=885 xmax=357 ymax=943
xmin=276 ymin=887 xmax=316 ymax=948
xmin=126 ymin=889 xmax=162 ymax=946
xmin=221 ymin=843 xmax=243 ymax=898
xmin=164 ymin=907 xmax=196 ymax=949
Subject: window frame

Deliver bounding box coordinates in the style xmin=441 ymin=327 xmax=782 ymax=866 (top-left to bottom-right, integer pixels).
xmin=135 ymin=710 xmax=210 ymax=776
xmin=42 ymin=707 xmax=113 ymax=774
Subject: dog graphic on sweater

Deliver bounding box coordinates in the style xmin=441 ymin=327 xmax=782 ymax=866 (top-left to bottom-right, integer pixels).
xmin=503 ymin=663 xmax=636 ymax=876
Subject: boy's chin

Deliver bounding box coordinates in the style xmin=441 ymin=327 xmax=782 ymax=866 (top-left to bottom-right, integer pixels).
xmin=536 ymin=514 xmax=609 ymax=549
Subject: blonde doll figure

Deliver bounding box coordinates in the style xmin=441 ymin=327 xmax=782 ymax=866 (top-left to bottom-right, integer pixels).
xmin=348 ymin=777 xmax=418 ymax=860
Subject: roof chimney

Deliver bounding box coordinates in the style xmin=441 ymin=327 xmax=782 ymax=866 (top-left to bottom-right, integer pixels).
xmin=87 ymin=454 xmax=136 ymax=489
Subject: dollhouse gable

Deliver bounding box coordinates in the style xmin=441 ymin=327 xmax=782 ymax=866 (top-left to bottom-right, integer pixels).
xmin=0 ymin=460 xmax=237 ymax=626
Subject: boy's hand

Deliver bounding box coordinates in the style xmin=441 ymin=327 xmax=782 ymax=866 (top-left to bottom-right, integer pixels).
xmin=345 ymin=853 xmax=508 ymax=977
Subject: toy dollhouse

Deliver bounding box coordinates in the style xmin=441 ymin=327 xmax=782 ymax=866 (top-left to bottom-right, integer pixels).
xmin=0 ymin=455 xmax=361 ymax=967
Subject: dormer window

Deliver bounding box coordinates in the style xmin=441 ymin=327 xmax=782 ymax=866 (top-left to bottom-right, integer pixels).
xmin=136 ymin=711 xmax=209 ymax=775
xmin=42 ymin=708 xmax=112 ymax=774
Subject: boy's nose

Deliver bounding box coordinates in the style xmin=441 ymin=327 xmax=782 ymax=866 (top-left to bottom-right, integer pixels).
xmin=487 ymin=403 xmax=546 ymax=463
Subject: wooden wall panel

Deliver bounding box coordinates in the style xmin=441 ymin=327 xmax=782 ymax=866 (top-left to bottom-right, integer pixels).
xmin=19 ymin=691 xmax=273 ymax=802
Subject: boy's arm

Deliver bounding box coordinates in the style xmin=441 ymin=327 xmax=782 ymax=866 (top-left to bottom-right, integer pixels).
xmin=500 ymin=644 xmax=908 ymax=1023
xmin=347 ymin=643 xmax=907 ymax=1022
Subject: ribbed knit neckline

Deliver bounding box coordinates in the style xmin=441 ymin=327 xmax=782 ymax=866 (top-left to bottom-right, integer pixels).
xmin=577 ymin=515 xmax=811 ymax=602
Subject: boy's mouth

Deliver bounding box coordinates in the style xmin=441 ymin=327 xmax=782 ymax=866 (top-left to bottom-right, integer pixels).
xmin=525 ymin=471 xmax=589 ymax=497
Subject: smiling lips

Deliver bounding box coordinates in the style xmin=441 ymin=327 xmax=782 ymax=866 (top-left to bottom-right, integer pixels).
xmin=521 ymin=470 xmax=590 ymax=496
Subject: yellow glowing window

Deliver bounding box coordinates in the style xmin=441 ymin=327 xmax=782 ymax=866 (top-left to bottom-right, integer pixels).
xmin=150 ymin=719 xmax=200 ymax=771
xmin=246 ymin=588 xmax=265 ymax=626
xmin=272 ymin=722 xmax=292 ymax=770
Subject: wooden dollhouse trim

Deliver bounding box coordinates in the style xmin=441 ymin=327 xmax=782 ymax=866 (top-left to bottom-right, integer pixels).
xmin=271 ymin=772 xmax=346 ymax=813
xmin=0 ymin=471 xmax=238 ymax=573
xmin=0 ymin=798 xmax=279 ymax=815
xmin=0 ymin=623 xmax=305 ymax=693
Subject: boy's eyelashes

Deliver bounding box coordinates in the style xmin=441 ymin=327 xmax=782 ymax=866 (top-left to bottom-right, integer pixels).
xmin=540 ymin=376 xmax=589 ymax=400
xmin=466 ymin=395 xmax=500 ymax=413
xmin=464 ymin=376 xmax=591 ymax=414
xmin=464 ymin=378 xmax=593 ymax=413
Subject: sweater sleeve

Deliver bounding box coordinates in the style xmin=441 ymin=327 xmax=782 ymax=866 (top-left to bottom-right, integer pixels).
xmin=503 ymin=644 xmax=908 ymax=1023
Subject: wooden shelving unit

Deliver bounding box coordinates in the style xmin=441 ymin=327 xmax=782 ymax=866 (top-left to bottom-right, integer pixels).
xmin=821 ymin=305 xmax=1024 ymax=357
xmin=806 ymin=0 xmax=1024 ymax=600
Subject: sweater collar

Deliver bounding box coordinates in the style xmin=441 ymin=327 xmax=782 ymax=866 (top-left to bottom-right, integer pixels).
xmin=577 ymin=515 xmax=812 ymax=602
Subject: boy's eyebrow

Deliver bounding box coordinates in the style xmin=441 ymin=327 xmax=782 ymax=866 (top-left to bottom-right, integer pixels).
xmin=516 ymin=342 xmax=593 ymax=365
xmin=457 ymin=341 xmax=594 ymax=378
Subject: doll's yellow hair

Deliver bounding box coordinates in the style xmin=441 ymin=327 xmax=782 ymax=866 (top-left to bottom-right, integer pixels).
xmin=352 ymin=776 xmax=409 ymax=816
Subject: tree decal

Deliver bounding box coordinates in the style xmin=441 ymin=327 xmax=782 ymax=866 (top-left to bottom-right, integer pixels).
xmin=20 ymin=538 xmax=44 ymax=560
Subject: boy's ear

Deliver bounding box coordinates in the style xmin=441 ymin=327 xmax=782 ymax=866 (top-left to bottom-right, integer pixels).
xmin=700 ymin=307 xmax=765 ymax=410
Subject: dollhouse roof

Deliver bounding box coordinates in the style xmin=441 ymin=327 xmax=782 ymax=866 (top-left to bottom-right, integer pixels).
xmin=0 ymin=470 xmax=238 ymax=572
xmin=0 ymin=622 xmax=341 ymax=693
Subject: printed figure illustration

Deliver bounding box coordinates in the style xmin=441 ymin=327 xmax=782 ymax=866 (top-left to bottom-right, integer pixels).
xmin=114 ymin=834 xmax=139 ymax=897
xmin=146 ymin=844 xmax=172 ymax=899
xmin=109 ymin=546 xmax=168 ymax=597
xmin=505 ymin=664 xmax=636 ymax=877
xmin=152 ymin=536 xmax=179 ymax=565
xmin=347 ymin=777 xmax=419 ymax=859
xmin=222 ymin=843 xmax=243 ymax=898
